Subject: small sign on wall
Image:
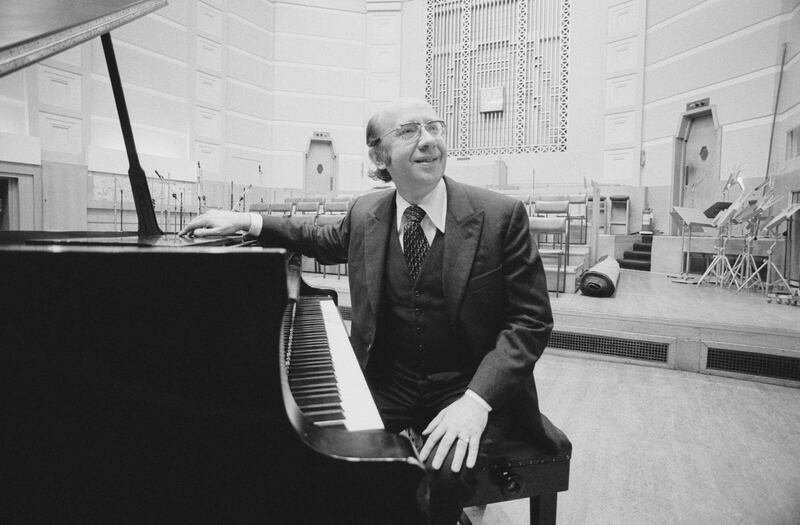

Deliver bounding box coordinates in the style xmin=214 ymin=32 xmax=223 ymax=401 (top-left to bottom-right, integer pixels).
xmin=479 ymin=86 xmax=504 ymax=113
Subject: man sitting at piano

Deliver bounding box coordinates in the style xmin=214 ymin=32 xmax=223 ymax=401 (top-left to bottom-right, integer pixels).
xmin=180 ymin=97 xmax=567 ymax=524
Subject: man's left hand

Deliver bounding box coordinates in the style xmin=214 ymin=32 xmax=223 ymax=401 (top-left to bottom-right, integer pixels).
xmin=418 ymin=395 xmax=489 ymax=472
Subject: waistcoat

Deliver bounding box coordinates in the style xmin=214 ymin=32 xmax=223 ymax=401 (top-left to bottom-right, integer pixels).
xmin=371 ymin=222 xmax=468 ymax=376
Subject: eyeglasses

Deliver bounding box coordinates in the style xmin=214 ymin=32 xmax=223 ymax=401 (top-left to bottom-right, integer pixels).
xmin=371 ymin=120 xmax=446 ymax=146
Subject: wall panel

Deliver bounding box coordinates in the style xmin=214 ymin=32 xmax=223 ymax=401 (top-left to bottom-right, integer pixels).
xmin=91 ymin=43 xmax=188 ymax=98
xmin=645 ymin=27 xmax=781 ymax=103
xmin=274 ymin=35 xmax=366 ymax=69
xmin=273 ymin=64 xmax=365 ymax=98
xmin=276 ymin=4 xmax=365 ymax=40
xmin=226 ymin=81 xmax=271 ymax=119
xmin=647 ymin=0 xmax=784 ymax=64
xmin=272 ymin=93 xmax=364 ymax=126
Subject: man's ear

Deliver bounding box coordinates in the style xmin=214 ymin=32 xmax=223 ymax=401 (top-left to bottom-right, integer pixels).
xmin=369 ymin=147 xmax=387 ymax=169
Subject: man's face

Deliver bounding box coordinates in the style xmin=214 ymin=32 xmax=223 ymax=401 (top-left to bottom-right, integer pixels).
xmin=374 ymin=99 xmax=448 ymax=200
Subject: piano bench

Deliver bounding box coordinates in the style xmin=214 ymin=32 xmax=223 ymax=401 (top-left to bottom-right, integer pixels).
xmin=459 ymin=437 xmax=571 ymax=525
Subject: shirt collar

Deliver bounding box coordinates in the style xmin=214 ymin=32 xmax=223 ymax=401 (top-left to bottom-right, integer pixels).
xmin=395 ymin=178 xmax=447 ymax=234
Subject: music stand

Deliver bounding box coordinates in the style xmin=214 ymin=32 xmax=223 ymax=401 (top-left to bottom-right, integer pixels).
xmin=757 ymin=203 xmax=800 ymax=299
xmin=697 ymin=201 xmax=739 ymax=286
xmin=703 ymin=201 xmax=731 ymax=219
xmin=670 ymin=206 xmax=714 ymax=283
xmin=729 ymin=186 xmax=780 ymax=292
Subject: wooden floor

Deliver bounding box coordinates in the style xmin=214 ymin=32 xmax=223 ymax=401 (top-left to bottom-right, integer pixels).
xmin=549 ymin=268 xmax=798 ymax=340
xmin=521 ymin=354 xmax=799 ymax=525
xmin=303 ymin=272 xmax=800 ymax=524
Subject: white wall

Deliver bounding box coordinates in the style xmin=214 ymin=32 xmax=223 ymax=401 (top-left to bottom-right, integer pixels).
xmin=640 ymin=0 xmax=798 ymax=186
xmin=1 ymin=0 xmax=798 ymax=229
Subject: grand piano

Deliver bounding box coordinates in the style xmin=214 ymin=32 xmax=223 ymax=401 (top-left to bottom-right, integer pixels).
xmin=0 ymin=2 xmax=425 ymax=523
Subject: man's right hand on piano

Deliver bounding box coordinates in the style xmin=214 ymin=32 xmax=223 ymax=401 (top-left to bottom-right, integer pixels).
xmin=180 ymin=209 xmax=252 ymax=237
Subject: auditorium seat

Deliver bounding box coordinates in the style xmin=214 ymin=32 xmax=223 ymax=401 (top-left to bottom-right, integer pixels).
xmin=530 ymin=216 xmax=569 ymax=296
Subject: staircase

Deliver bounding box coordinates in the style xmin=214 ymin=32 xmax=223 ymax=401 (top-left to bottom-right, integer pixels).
xmin=619 ymin=233 xmax=652 ymax=271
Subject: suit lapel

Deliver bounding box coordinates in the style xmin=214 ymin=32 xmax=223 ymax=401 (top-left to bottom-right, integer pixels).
xmin=443 ymin=178 xmax=483 ymax=326
xmin=364 ymin=191 xmax=395 ymax=316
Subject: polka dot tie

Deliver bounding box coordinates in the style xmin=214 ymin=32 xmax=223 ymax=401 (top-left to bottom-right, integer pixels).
xmin=403 ymin=205 xmax=429 ymax=281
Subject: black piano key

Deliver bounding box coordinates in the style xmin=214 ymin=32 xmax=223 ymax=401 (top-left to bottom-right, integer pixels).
xmin=295 ymin=394 xmax=342 ymax=407
xmin=289 ymin=375 xmax=337 ymax=388
xmin=290 ymin=381 xmax=339 ymax=394
xmin=298 ymin=402 xmax=344 ymax=412
xmin=289 ymin=364 xmax=334 ymax=375
xmin=305 ymin=409 xmax=346 ymax=422
xmin=284 ymin=295 xmax=369 ymax=429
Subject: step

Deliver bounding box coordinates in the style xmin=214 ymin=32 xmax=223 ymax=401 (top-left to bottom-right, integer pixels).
xmin=619 ymin=259 xmax=651 ymax=271
xmin=632 ymin=242 xmax=652 ymax=252
xmin=623 ymin=250 xmax=651 ymax=261
xmin=640 ymin=233 xmax=653 ymax=244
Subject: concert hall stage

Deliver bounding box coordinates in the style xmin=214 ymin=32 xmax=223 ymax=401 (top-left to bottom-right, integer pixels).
xmin=304 ymin=270 xmax=800 ymax=524
xmin=306 ymin=268 xmax=800 ymax=388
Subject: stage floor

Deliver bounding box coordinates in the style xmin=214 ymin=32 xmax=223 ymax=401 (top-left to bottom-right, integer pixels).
xmin=303 ymin=270 xmax=800 ymax=524
xmin=305 ymin=268 xmax=799 ymax=386
xmin=305 ymin=268 xmax=799 ymax=332
xmin=550 ymin=268 xmax=798 ymax=338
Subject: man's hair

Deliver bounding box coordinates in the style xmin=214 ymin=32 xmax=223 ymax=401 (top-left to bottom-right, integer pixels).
xmin=365 ymin=113 xmax=392 ymax=182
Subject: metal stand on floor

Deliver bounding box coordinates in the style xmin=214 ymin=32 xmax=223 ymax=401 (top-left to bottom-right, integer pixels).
xmin=731 ymin=236 xmax=763 ymax=292
xmin=669 ymin=206 xmax=714 ymax=284
xmin=697 ymin=201 xmax=737 ymax=287
xmin=755 ymin=242 xmax=794 ymax=296
xmin=761 ymin=203 xmax=800 ymax=304
xmin=696 ymin=235 xmax=737 ymax=287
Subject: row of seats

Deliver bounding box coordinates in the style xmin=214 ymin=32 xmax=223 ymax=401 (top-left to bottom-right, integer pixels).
xmin=249 ymin=198 xmax=351 ymax=278
xmin=249 ymin=198 xmax=351 ymax=217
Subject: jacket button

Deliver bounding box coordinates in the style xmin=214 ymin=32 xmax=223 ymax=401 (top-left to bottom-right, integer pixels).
xmin=414 ymin=308 xmax=422 ymax=316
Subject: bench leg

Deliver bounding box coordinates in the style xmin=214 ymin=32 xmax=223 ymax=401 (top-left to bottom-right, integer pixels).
xmin=530 ymin=493 xmax=557 ymax=525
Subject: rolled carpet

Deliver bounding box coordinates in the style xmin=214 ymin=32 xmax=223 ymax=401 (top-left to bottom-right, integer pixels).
xmin=579 ymin=256 xmax=620 ymax=297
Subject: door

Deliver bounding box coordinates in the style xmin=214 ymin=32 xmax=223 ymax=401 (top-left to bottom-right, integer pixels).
xmin=305 ymin=141 xmax=335 ymax=195
xmin=681 ymin=115 xmax=720 ymax=216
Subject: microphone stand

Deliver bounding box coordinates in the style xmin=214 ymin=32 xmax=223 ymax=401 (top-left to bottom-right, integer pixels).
xmin=172 ymin=192 xmax=178 ymax=233
xmin=236 ymin=184 xmax=252 ymax=212
xmin=154 ymin=170 xmax=166 ymax=230
xmin=196 ymin=161 xmax=205 ymax=215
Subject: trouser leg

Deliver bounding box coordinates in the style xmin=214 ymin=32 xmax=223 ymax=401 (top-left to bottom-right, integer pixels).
xmin=369 ymin=365 xmax=512 ymax=525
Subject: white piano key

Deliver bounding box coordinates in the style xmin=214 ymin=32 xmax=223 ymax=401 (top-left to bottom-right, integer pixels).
xmin=318 ymin=298 xmax=384 ymax=431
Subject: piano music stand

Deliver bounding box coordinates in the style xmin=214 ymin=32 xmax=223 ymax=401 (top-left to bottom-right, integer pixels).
xmin=669 ymin=206 xmax=714 ymax=284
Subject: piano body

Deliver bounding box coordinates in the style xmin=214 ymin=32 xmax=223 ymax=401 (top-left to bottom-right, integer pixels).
xmin=0 ymin=2 xmax=424 ymax=523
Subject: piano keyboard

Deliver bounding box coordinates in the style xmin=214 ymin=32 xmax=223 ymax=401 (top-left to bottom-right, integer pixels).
xmin=285 ymin=295 xmax=384 ymax=431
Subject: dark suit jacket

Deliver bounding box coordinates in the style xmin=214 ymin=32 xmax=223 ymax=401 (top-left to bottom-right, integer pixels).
xmin=258 ymin=176 xmax=566 ymax=451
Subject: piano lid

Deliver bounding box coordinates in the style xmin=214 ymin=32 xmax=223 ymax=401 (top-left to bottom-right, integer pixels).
xmin=0 ymin=0 xmax=167 ymax=78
